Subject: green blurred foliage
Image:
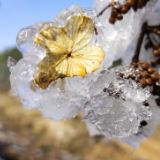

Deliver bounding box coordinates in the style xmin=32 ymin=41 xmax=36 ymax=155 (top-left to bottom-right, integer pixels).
xmin=0 ymin=48 xmax=22 ymax=90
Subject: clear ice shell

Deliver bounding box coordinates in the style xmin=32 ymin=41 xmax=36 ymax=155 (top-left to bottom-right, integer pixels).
xmin=11 ymin=5 xmax=116 ymax=122
xmin=7 ymin=57 xmax=17 ymax=72
xmin=118 ymin=120 xmax=155 ymax=148
xmin=10 ymin=55 xmax=91 ymax=121
xmin=54 ymin=5 xmax=113 ymax=72
xmin=83 ymin=95 xmax=151 ymax=138
xmin=83 ymin=67 xmax=151 ymax=138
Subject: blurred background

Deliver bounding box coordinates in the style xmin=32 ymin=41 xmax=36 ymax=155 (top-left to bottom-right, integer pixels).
xmin=0 ymin=0 xmax=160 ymax=160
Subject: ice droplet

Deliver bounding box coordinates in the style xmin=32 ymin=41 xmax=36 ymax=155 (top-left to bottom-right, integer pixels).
xmin=7 ymin=57 xmax=17 ymax=72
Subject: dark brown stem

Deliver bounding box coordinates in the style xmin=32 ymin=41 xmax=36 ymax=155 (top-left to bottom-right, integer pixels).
xmin=132 ymin=22 xmax=148 ymax=63
xmin=132 ymin=0 xmax=138 ymax=11
xmin=147 ymin=25 xmax=160 ymax=29
xmin=147 ymin=26 xmax=160 ymax=35
xmin=147 ymin=33 xmax=154 ymax=47
xmin=96 ymin=2 xmax=116 ymax=17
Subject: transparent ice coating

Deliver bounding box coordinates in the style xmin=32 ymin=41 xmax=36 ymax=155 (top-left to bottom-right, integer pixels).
xmin=86 ymin=122 xmax=102 ymax=137
xmin=118 ymin=120 xmax=155 ymax=148
xmin=16 ymin=22 xmax=46 ymax=58
xmin=147 ymin=95 xmax=160 ymax=125
xmin=10 ymin=54 xmax=91 ymax=121
xmin=16 ymin=5 xmax=112 ymax=74
xmin=83 ymin=67 xmax=151 ymax=138
xmin=7 ymin=57 xmax=17 ymax=72
xmin=83 ymin=95 xmax=151 ymax=138
xmin=54 ymin=5 xmax=96 ymax=27
xmin=54 ymin=5 xmax=115 ymax=72
xmin=119 ymin=0 xmax=159 ymax=65
xmin=10 ymin=55 xmax=42 ymax=110
xmin=122 ymin=40 xmax=153 ymax=66
xmin=86 ymin=94 xmax=160 ymax=147
xmin=122 ymin=0 xmax=160 ymax=65
xmin=93 ymin=0 xmax=158 ymax=64
xmin=147 ymin=0 xmax=160 ymax=25
xmin=13 ymin=5 xmax=109 ymax=121
xmin=86 ymin=119 xmax=154 ymax=148
xmin=89 ymin=67 xmax=150 ymax=102
xmin=116 ymin=95 xmax=160 ymax=147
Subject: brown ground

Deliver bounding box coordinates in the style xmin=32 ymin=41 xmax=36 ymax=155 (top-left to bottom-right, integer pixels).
xmin=0 ymin=91 xmax=160 ymax=160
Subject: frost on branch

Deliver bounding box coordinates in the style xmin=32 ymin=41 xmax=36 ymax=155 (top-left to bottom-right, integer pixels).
xmin=93 ymin=0 xmax=158 ymax=64
xmin=83 ymin=67 xmax=151 ymax=138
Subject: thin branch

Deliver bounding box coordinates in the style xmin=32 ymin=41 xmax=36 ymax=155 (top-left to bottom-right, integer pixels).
xmin=150 ymin=34 xmax=160 ymax=49
xmin=96 ymin=2 xmax=116 ymax=17
xmin=132 ymin=0 xmax=138 ymax=11
xmin=147 ymin=25 xmax=160 ymax=29
xmin=132 ymin=22 xmax=148 ymax=63
xmin=147 ymin=33 xmax=154 ymax=47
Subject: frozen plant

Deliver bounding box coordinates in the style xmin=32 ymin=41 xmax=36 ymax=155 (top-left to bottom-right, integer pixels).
xmin=9 ymin=6 xmax=107 ymax=121
xmin=82 ymin=67 xmax=151 ymax=138
xmin=8 ymin=0 xmax=160 ymax=147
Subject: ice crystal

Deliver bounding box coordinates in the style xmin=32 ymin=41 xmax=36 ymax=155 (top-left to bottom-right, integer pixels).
xmin=147 ymin=95 xmax=160 ymax=125
xmin=90 ymin=67 xmax=150 ymax=102
xmin=118 ymin=120 xmax=155 ymax=148
xmin=120 ymin=0 xmax=159 ymax=65
xmin=10 ymin=55 xmax=91 ymax=121
xmin=7 ymin=57 xmax=17 ymax=72
xmin=85 ymin=86 xmax=160 ymax=146
xmin=83 ymin=67 xmax=151 ymax=138
xmin=10 ymin=5 xmax=110 ymax=122
xmin=93 ymin=0 xmax=158 ymax=65
xmin=33 ymin=14 xmax=105 ymax=89
xmin=118 ymin=94 xmax=160 ymax=147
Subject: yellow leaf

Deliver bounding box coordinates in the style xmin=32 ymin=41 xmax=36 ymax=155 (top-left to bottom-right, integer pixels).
xmin=62 ymin=14 xmax=95 ymax=53
xmin=72 ymin=44 xmax=105 ymax=73
xmin=33 ymin=14 xmax=104 ymax=89
xmin=34 ymin=27 xmax=67 ymax=55
xmin=38 ymin=54 xmax=67 ymax=73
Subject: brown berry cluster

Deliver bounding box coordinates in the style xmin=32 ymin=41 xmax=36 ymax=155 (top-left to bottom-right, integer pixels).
xmin=153 ymin=49 xmax=160 ymax=57
xmin=137 ymin=62 xmax=160 ymax=88
xmin=109 ymin=0 xmax=150 ymax=24
xmin=151 ymin=47 xmax=160 ymax=67
xmin=118 ymin=62 xmax=160 ymax=88
xmin=109 ymin=1 xmax=134 ymax=24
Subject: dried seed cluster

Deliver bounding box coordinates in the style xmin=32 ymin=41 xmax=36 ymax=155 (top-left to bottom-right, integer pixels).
xmin=118 ymin=62 xmax=160 ymax=88
xmin=109 ymin=0 xmax=150 ymax=24
xmin=118 ymin=62 xmax=160 ymax=106
xmin=151 ymin=42 xmax=160 ymax=67
xmin=133 ymin=62 xmax=160 ymax=88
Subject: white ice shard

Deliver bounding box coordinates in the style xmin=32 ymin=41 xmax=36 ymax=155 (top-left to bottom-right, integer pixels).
xmin=118 ymin=120 xmax=155 ymax=148
xmin=118 ymin=94 xmax=160 ymax=147
xmin=7 ymin=57 xmax=17 ymax=72
xmin=83 ymin=67 xmax=151 ymax=138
